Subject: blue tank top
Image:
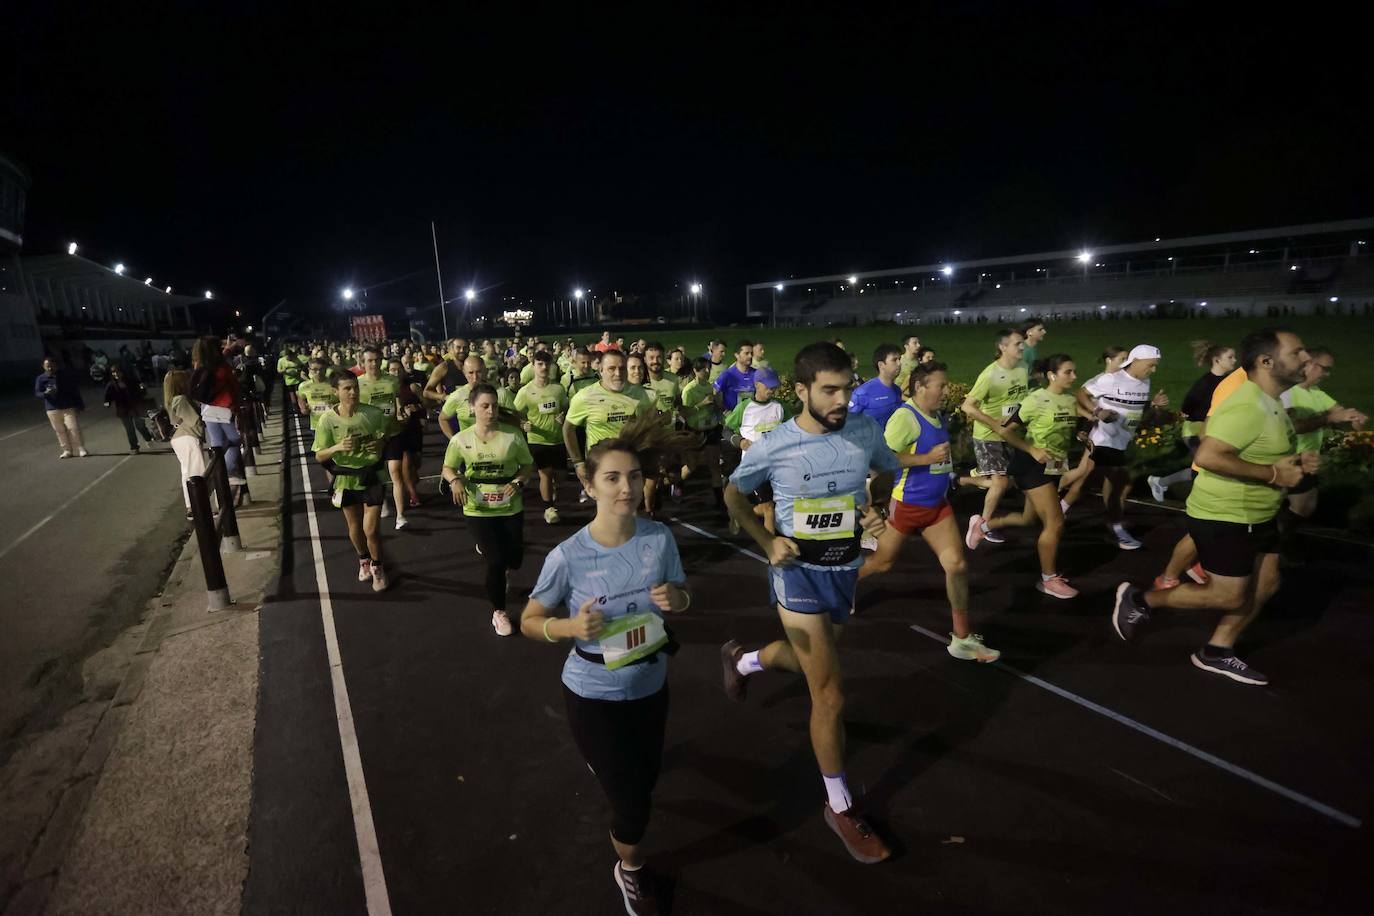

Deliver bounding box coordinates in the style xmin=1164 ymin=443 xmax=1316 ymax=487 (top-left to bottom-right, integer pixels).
xmin=894 ymin=403 xmax=952 ymax=508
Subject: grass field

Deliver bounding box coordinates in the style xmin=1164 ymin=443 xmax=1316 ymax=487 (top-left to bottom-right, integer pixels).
xmin=629 ymin=316 xmax=1372 ymax=406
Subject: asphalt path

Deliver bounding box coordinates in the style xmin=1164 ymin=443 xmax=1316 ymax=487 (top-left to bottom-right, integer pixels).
xmin=249 ymin=412 xmax=1374 ymax=915
xmin=0 ymin=385 xmax=187 ymax=759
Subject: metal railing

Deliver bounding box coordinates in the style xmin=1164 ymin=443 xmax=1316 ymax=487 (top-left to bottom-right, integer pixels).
xmin=186 ymin=445 xmax=242 ymax=612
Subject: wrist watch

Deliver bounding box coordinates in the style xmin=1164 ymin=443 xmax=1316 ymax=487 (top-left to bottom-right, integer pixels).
xmin=873 ymin=504 xmax=889 ymax=520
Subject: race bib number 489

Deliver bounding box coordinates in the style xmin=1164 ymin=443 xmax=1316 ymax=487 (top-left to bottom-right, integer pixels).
xmin=793 ymin=496 xmax=857 ymax=540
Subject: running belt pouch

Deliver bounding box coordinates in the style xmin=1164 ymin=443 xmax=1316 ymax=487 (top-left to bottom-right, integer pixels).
xmin=322 ymin=458 xmax=383 ymax=488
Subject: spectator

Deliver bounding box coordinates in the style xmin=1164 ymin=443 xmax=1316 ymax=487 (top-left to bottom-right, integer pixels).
xmin=104 ymin=364 xmax=155 ymax=454
xmin=192 ymin=336 xmax=248 ymax=491
xmin=35 ymin=356 xmax=88 ymax=458
xmin=164 ymin=368 xmax=207 ymax=520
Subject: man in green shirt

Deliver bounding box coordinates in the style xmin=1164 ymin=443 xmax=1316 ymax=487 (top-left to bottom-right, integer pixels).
xmin=705 ymin=340 xmax=726 ymax=382
xmin=560 ymin=348 xmax=599 ymax=395
xmin=438 ymin=355 xmax=488 ymax=439
xmin=895 ymin=334 xmax=921 ymax=392
xmin=1113 ymin=327 xmax=1318 ymax=686
xmin=514 ymin=350 xmax=569 ymax=523
xmin=358 ymin=346 xmax=410 ymax=529
xmin=277 ymin=345 xmax=304 ymax=406
xmin=312 ymin=373 xmax=392 ymax=591
xmin=639 ymin=342 xmax=681 ymax=514
xmin=1017 ymin=319 xmax=1046 ymax=386
xmin=959 ymin=328 xmax=1028 ymax=544
xmin=295 ymin=360 xmax=338 ymax=431
xmin=1279 ymin=347 xmax=1366 ymax=522
xmin=563 ymin=348 xmax=653 ymax=494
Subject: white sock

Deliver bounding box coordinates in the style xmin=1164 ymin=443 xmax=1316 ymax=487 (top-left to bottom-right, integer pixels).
xmin=1158 ymin=468 xmax=1193 ymax=488
xmin=1041 ymin=572 xmax=1057 ymax=581
xmin=620 ymin=861 xmax=642 ymax=872
xmin=979 ymin=519 xmax=991 ymax=533
xmin=1111 ymin=523 xmax=1129 ymax=536
xmin=736 ymin=650 xmax=764 ymax=676
xmin=823 ymin=773 xmax=853 ymax=813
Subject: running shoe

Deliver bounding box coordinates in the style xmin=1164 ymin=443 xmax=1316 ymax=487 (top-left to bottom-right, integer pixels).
xmin=670 ymin=484 xmax=683 ymax=501
xmin=1152 ymin=575 xmax=1181 ymax=591
xmin=1114 ymin=528 xmax=1143 ymax=550
xmin=1186 ymin=563 xmax=1209 ymax=585
xmin=130 ymin=446 xmax=140 ymax=454
xmin=60 ymin=449 xmax=72 ymax=459
xmin=395 ymin=516 xmax=408 ymax=531
xmin=1190 ymin=650 xmax=1268 ymax=686
xmin=491 ymin=610 xmax=513 ymax=636
xmin=965 ymin=515 xmax=987 ymax=550
xmin=720 ymin=640 xmax=749 ymax=702
xmin=77 ymin=448 xmax=89 ymax=457
xmin=1111 ymin=582 xmax=1150 ymax=641
xmin=408 ymin=496 xmax=421 ymax=508
xmin=613 ymin=862 xmax=659 ymax=916
xmin=544 ymin=506 xmax=560 ymax=524
xmin=822 ymin=804 xmax=891 ymax=864
xmin=380 ymin=501 xmax=392 ymax=518
xmin=947 ymin=633 xmax=1000 ymax=662
xmin=728 ymin=515 xmax=741 ymax=536
xmin=370 ymin=563 xmax=389 ymax=592
xmin=983 ymin=527 xmax=1005 ymax=544
xmin=1147 ymin=475 xmax=1168 ymax=503
xmin=1036 ymin=575 xmax=1078 ymax=599
xmin=358 ymin=558 xmax=373 ymax=582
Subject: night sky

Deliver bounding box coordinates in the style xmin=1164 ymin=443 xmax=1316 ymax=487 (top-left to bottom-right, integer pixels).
xmin=5 ymin=3 xmax=1370 ymax=319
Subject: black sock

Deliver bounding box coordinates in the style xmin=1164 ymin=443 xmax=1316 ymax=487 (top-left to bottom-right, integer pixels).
xmin=1201 ymin=643 xmax=1231 ymax=660
xmin=712 ymin=486 xmax=725 ymax=508
xmin=358 ymin=553 xmax=370 ymax=562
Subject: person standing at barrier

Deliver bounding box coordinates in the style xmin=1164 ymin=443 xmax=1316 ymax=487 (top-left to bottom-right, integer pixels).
xmin=1111 ymin=328 xmax=1316 ymax=686
xmin=313 ymin=373 xmax=391 ymax=592
xmin=35 ymin=356 xmax=88 ymax=458
xmin=164 ymin=368 xmax=207 ymax=520
xmin=720 ymin=342 xmax=899 ymax=864
xmin=1077 ymin=344 xmax=1169 ymax=550
xmin=968 ymin=355 xmax=1089 ymax=599
xmin=192 ymin=337 xmax=247 ymax=493
xmin=514 ymin=350 xmax=569 ymax=524
xmin=858 ymin=362 xmax=1000 ymax=660
xmin=103 ymin=364 xmax=155 ymax=453
xmin=443 ymin=384 xmax=535 ymax=636
xmin=357 ymin=346 xmax=409 ymax=528
xmin=960 ymin=328 xmax=1028 ymax=544
xmin=520 ymin=414 xmax=691 ymax=915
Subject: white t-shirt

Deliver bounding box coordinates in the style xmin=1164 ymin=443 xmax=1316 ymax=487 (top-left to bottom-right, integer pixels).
xmin=1084 ymin=369 xmax=1152 ymax=450
xmin=740 ymin=400 xmax=785 ymax=444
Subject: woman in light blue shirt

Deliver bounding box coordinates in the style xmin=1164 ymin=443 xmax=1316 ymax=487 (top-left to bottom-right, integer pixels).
xmin=521 ymin=414 xmax=691 ymax=914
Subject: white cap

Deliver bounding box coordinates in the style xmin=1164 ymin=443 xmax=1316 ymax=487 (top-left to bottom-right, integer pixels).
xmin=1121 ymin=344 xmax=1162 ymax=368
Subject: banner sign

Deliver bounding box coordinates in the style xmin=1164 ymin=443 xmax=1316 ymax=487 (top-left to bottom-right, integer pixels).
xmin=351 ymin=314 xmax=387 ymax=341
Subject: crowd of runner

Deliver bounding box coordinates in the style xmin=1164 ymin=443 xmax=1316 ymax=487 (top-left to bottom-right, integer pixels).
xmin=95 ymin=322 xmax=1360 ymax=914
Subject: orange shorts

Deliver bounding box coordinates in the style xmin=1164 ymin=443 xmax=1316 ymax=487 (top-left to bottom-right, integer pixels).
xmin=888 ymin=499 xmax=953 ymax=535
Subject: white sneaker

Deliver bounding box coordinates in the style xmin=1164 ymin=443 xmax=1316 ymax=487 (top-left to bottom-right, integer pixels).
xmin=1114 ymin=528 xmax=1143 ymax=550
xmin=358 ymin=558 xmax=373 ymax=582
xmin=491 ymin=610 xmax=513 ymax=636
xmin=543 ymin=506 xmax=560 ymax=524
xmin=370 ymin=563 xmax=389 ymax=592
xmin=59 ymin=449 xmax=73 ymax=459
xmin=1147 ymin=475 xmax=1167 ymax=502
xmin=395 ymin=516 xmax=408 ymax=530
xmin=380 ymin=501 xmax=392 ymax=518
xmin=77 ymin=448 xmax=89 ymax=457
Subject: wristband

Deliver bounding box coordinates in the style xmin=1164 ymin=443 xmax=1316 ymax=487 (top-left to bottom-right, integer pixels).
xmin=542 ymin=617 xmax=557 ymax=642
xmin=1269 ymin=465 xmax=1278 ymax=485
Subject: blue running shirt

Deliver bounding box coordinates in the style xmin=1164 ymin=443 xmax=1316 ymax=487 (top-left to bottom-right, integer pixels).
xmin=730 ymin=416 xmax=899 ymax=570
xmin=530 ymin=518 xmax=686 ymax=701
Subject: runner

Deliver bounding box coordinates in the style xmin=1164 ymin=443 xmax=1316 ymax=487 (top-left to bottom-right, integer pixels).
xmin=1279 ymin=346 xmax=1366 ymax=537
xmin=704 ymin=339 xmax=726 ymax=382
xmin=357 ymin=346 xmax=408 ymax=527
xmin=1111 ymin=328 xmax=1316 ymax=685
xmin=519 ymin=414 xmax=691 ymax=916
xmin=968 ymin=355 xmax=1089 ymax=598
xmin=295 ymin=359 xmax=337 ymax=431
xmin=561 ymin=347 xmax=599 ymax=396
xmin=751 ymin=340 xmax=771 ymax=371
xmin=625 ymin=351 xmax=649 ymax=388
xmin=712 ymin=340 xmax=757 ymax=413
xmin=848 ymin=343 xmax=903 ymax=430
xmin=678 ymin=356 xmax=726 ymax=515
xmin=959 ymin=328 xmax=1029 ymax=544
xmin=1148 ymin=340 xmax=1235 ymax=502
xmin=388 ymin=355 xmax=426 ymax=512
xmin=1076 ymin=344 xmax=1168 ymax=549
xmin=1018 ymin=319 xmax=1046 ymax=385
xmin=592 ymin=330 xmax=616 ymax=353
xmin=859 ymin=361 xmax=1000 ymax=659
xmin=641 ymin=342 xmax=681 ymax=514
xmin=1059 ymin=345 xmax=1127 ymax=513
xmin=723 ymin=368 xmax=789 ymax=533
xmin=666 ymin=347 xmax=689 ymax=380
xmin=442 ymin=383 xmax=535 ymax=636
xmin=423 ymin=337 xmax=470 ymax=405
xmin=720 ymin=342 xmax=898 ymax=864
xmin=563 ymin=349 xmax=654 ymax=496
xmin=896 ymin=334 xmax=921 ymax=391
xmin=276 ymin=343 xmax=304 ymax=409
xmin=312 ymin=373 xmax=391 ymax=591
xmin=514 ymin=350 xmax=570 ymax=524
xmin=437 ymin=355 xmax=488 ymax=439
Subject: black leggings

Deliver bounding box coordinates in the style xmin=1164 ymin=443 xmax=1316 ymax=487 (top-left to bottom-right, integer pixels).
xmin=467 ymin=513 xmax=524 ymax=609
xmin=562 ymin=684 xmax=669 ymax=847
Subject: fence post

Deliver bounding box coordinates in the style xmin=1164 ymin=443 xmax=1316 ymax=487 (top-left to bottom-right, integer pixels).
xmin=238 ymin=408 xmax=257 ymax=476
xmin=212 ymin=446 xmax=243 ymax=551
xmin=187 ymin=473 xmax=232 ymax=612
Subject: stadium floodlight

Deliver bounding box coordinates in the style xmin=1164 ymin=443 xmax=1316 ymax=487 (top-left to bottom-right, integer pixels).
xmin=1290 ymin=265 xmax=1299 ymax=271
xmin=1076 ymin=251 xmax=1092 ymax=263
xmin=204 ymin=290 xmax=213 ymax=299
xmin=1200 ymin=301 xmax=1208 ymax=306
xmin=144 ymin=277 xmax=153 ymax=285
xmin=1330 ymin=296 xmax=1340 ymax=302
xmin=1249 ymin=249 xmax=1258 ymax=254
xmin=67 ymin=242 xmax=78 ymax=255
xmin=1099 ymin=304 xmax=1108 ymax=310
xmin=775 ymin=283 xmax=784 ymax=291
xmin=164 ymin=286 xmax=172 ymax=293
xmin=995 ymin=283 xmax=1002 ymax=289
xmin=342 ymin=287 xmax=354 ymax=300
xmin=1019 ymin=307 xmax=1027 ymax=312
xmin=690 ymin=283 xmax=702 ymax=295
xmin=465 ymin=288 xmax=476 ymax=301
xmin=847 ymin=275 xmax=857 ymax=285
xmin=953 ymin=309 xmax=962 ymax=316
xmin=941 ymin=265 xmax=953 ymax=276
xmin=574 ymin=288 xmax=584 ymax=299
xmin=114 ymin=262 xmax=126 ymax=274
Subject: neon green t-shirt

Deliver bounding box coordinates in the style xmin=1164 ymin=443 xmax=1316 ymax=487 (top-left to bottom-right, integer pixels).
xmin=644 ymin=375 xmax=680 ymax=426
xmin=277 ymin=355 xmax=303 ymax=386
xmin=520 ymin=363 xmax=535 ymax=385
xmin=311 ymin=404 xmax=391 ymax=491
xmin=967 ymin=362 xmax=1029 ymax=441
xmin=680 ymin=378 xmax=719 ymax=430
xmin=439 ymin=384 xmax=477 ymax=432
xmin=1281 ymin=384 xmax=1337 ymax=454
xmin=562 ymin=372 xmax=599 ymax=396
xmin=442 ymin=423 xmax=533 ymax=517
xmin=498 ymin=387 xmax=517 ymax=411
xmin=1187 ymin=381 xmax=1296 ymax=525
xmin=708 ymin=362 xmax=724 ymax=383
xmin=483 ymin=355 xmax=502 ymax=377
xmin=564 ymin=382 xmax=653 ymax=447
xmin=514 ymin=380 xmax=569 ymax=446
xmin=1016 ymin=389 xmax=1078 ymax=471
xmin=296 ymin=380 xmax=337 ymax=431
xmin=357 ymin=373 xmax=401 ymax=436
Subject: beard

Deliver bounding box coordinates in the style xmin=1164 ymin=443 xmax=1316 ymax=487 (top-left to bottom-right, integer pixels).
xmin=807 ymin=401 xmax=847 ymax=431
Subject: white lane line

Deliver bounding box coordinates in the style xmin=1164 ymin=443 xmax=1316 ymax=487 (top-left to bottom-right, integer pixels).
xmin=0 ymin=456 xmax=134 ymax=561
xmin=0 ymin=422 xmax=47 ymax=442
xmin=670 ymin=516 xmax=1364 ymax=830
xmin=291 ymin=415 xmax=394 ymax=915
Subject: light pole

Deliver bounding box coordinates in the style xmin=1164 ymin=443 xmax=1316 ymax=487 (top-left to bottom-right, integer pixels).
xmin=574 ymin=289 xmax=585 ymax=327
xmin=690 ymin=282 xmax=702 ymax=323
xmin=1077 ymin=251 xmax=1092 ymax=281
xmin=430 ymin=221 xmax=448 ymax=339
xmin=465 ymin=288 xmax=476 ymax=328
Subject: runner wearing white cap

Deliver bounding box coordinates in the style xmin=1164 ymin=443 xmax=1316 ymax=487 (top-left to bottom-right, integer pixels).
xmin=1075 ymin=344 xmax=1169 ymax=550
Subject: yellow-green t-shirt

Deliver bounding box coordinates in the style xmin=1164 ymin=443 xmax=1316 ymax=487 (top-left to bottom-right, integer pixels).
xmin=277 ymin=355 xmax=303 ymax=386
xmin=562 ymin=372 xmax=599 ymax=396
xmin=311 ymin=404 xmax=391 ymax=490
xmin=967 ymin=362 xmax=1029 ymax=441
xmin=644 ymin=375 xmax=680 ymax=426
xmin=439 ymin=384 xmax=477 ymax=432
xmin=1281 ymin=384 xmax=1338 ymax=455
xmin=514 ymin=380 xmax=569 ymax=446
xmin=680 ymin=378 xmax=719 ymax=430
xmin=296 ymin=380 xmax=337 ymax=431
xmin=564 ymin=382 xmax=653 ymax=447
xmin=442 ymin=423 xmax=533 ymax=517
xmin=1186 ymin=381 xmax=1296 ymax=525
xmin=1016 ymin=389 xmax=1078 ymax=470
xmin=520 ymin=363 xmax=535 ymax=385
xmin=357 ymin=373 xmax=401 ymax=436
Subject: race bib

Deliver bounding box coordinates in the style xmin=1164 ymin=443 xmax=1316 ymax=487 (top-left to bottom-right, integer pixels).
xmin=596 ymin=611 xmax=669 ymax=670
xmin=1121 ymin=410 xmax=1143 ymax=432
xmin=379 ymin=404 xmax=395 ymax=417
xmin=929 ymin=457 xmax=953 ymax=475
xmin=792 ymin=496 xmax=861 ymax=566
xmin=311 ymin=402 xmax=328 ymax=414
xmin=1001 ymin=403 xmax=1017 ymax=417
xmin=1044 ymin=456 xmax=1067 ymax=475
xmin=476 ymin=483 xmax=513 ymax=507
xmin=755 ymin=421 xmax=780 ymax=434
xmin=539 ymin=399 xmax=559 ymax=414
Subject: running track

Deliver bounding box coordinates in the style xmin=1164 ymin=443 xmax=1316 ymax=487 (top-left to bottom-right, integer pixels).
xmin=244 ymin=411 xmax=1374 ymax=915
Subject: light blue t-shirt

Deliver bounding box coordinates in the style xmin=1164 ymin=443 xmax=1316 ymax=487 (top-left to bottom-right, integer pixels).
xmin=530 ymin=518 xmax=686 ymax=701
xmin=848 ymin=377 xmax=903 ymax=430
xmin=729 ymin=415 xmax=900 ymax=570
